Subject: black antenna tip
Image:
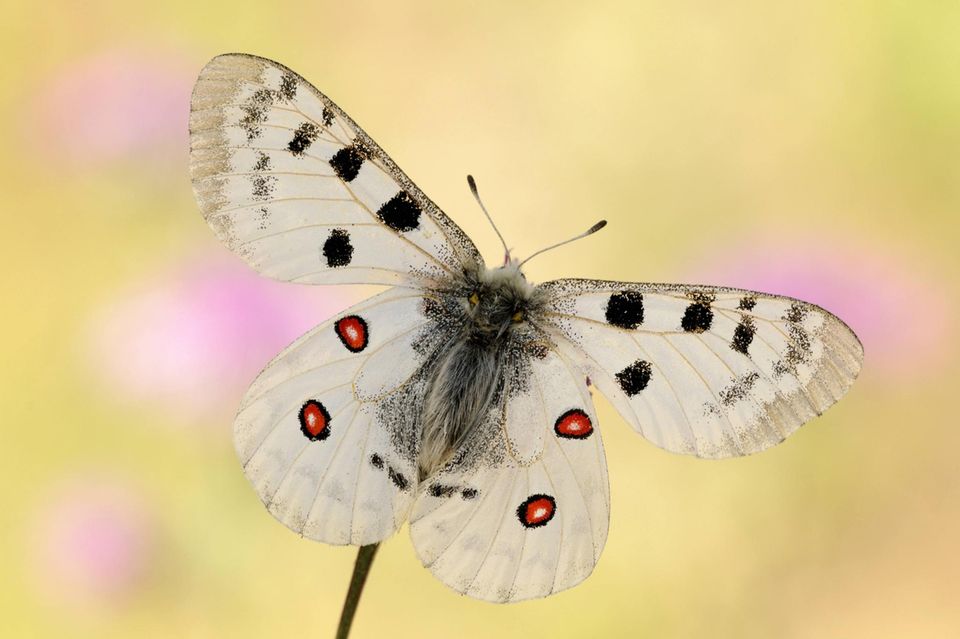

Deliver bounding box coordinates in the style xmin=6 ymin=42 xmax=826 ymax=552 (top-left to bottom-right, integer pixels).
xmin=587 ymin=220 xmax=607 ymax=234
xmin=466 ymin=174 xmax=478 ymax=194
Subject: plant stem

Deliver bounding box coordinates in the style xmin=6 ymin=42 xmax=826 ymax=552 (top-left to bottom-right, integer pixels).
xmin=335 ymin=544 xmax=380 ymax=639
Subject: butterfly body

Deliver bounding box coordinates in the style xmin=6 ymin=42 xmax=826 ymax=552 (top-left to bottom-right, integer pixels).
xmin=190 ymin=53 xmax=863 ymax=602
xmin=419 ymin=260 xmax=546 ymax=476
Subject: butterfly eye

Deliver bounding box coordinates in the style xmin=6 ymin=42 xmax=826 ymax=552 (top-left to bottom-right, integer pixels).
xmin=468 ymin=292 xmax=479 ymax=306
xmin=512 ymin=311 xmax=524 ymax=323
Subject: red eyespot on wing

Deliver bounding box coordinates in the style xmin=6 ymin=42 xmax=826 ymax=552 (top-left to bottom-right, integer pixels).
xmin=517 ymin=494 xmax=556 ymax=528
xmin=335 ymin=315 xmax=368 ymax=352
xmin=299 ymin=400 xmax=331 ymax=441
xmin=554 ymin=408 xmax=593 ymax=439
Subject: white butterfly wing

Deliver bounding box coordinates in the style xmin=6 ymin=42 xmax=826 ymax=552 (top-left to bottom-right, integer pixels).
xmin=535 ymin=280 xmax=863 ymax=458
xmin=190 ymin=54 xmax=482 ymax=287
xmin=237 ymin=287 xmax=435 ymax=545
xmin=409 ymin=348 xmax=609 ymax=602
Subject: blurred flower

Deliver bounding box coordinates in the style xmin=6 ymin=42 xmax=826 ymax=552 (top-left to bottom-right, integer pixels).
xmin=28 ymin=475 xmax=156 ymax=609
xmin=687 ymin=231 xmax=952 ymax=379
xmin=87 ymin=251 xmax=353 ymax=423
xmin=29 ymin=47 xmax=193 ymax=166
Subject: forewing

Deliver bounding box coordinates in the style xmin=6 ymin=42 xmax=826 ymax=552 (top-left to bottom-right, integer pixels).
xmin=535 ymin=279 xmax=864 ymax=459
xmin=236 ymin=288 xmax=435 ymax=545
xmin=409 ymin=349 xmax=609 ymax=602
xmin=190 ymin=53 xmax=482 ymax=287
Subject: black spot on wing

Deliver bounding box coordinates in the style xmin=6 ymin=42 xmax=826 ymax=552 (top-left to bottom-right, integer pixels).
xmin=605 ymin=291 xmax=644 ymax=329
xmin=770 ymin=303 xmax=814 ymax=377
xmin=427 ymin=484 xmax=478 ymax=500
xmin=322 ymin=229 xmax=353 ymax=267
xmin=288 ymin=122 xmax=320 ymax=156
xmin=321 ymin=106 xmax=335 ymax=127
xmin=681 ymin=302 xmax=713 ymax=332
xmin=387 ymin=466 xmax=409 ymax=491
xmin=785 ymin=302 xmax=806 ymax=324
xmin=329 ymin=145 xmax=365 ymax=182
xmin=616 ymin=360 xmax=652 ymax=397
xmin=774 ymin=321 xmax=813 ymax=377
xmin=240 ymin=89 xmax=275 ymax=141
xmin=251 ymin=174 xmax=276 ymax=200
xmin=252 ymin=152 xmax=271 ymax=172
xmin=719 ymin=371 xmax=760 ymax=406
xmin=428 ymin=483 xmax=458 ymax=498
xmin=377 ymin=191 xmax=421 ymax=232
xmin=738 ymin=295 xmax=757 ymax=311
xmin=279 ymin=72 xmax=297 ymax=100
xmin=369 ymin=453 xmax=384 ymax=470
xmin=731 ymin=315 xmax=756 ymax=354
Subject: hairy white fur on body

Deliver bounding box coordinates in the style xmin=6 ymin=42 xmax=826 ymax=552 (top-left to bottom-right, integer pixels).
xmin=418 ymin=260 xmax=543 ymax=478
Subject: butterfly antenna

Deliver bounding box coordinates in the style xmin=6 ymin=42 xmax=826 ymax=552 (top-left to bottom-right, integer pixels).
xmin=518 ymin=220 xmax=608 ymax=268
xmin=467 ymin=175 xmax=511 ymax=261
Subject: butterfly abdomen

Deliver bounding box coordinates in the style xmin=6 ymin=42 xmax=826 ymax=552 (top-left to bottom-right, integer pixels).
xmin=419 ymin=339 xmax=502 ymax=478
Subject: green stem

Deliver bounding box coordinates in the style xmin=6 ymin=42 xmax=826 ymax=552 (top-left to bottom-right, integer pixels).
xmin=335 ymin=544 xmax=380 ymax=639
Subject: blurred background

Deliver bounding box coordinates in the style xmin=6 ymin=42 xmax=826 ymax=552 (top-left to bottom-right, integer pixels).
xmin=2 ymin=1 xmax=958 ymax=637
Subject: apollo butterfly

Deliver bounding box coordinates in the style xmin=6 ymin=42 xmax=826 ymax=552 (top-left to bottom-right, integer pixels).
xmin=190 ymin=54 xmax=863 ymax=602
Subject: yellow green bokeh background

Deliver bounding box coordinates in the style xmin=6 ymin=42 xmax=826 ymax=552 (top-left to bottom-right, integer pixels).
xmin=3 ymin=2 xmax=958 ymax=637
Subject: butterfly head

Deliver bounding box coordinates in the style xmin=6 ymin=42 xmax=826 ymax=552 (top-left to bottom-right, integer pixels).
xmin=459 ymin=260 xmax=542 ymax=341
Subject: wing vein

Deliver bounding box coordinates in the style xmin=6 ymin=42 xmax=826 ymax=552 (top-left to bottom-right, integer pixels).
xmin=241 ymin=380 xmax=354 ymax=468
xmin=263 ymin=398 xmax=358 ymax=509
xmin=300 ymin=404 xmax=366 ymax=535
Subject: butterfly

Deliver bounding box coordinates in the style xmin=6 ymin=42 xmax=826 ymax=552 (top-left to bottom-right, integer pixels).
xmin=189 ymin=53 xmax=863 ymax=603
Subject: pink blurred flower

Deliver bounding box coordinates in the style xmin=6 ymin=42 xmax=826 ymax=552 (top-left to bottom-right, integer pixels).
xmin=28 ymin=475 xmax=155 ymax=608
xmin=29 ymin=47 xmax=193 ymax=166
xmin=87 ymin=251 xmax=354 ymax=422
xmin=686 ymin=231 xmax=952 ymax=379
